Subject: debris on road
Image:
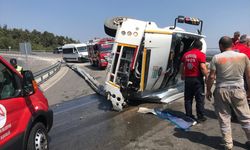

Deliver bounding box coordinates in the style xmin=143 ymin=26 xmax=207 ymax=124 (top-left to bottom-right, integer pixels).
xmin=138 ymin=107 xmax=197 ymax=130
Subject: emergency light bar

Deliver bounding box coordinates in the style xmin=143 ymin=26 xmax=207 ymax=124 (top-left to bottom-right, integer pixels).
xmin=171 ymin=15 xmax=203 ymax=35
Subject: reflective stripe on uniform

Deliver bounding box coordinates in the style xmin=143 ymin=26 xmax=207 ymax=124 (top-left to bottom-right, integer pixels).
xmin=16 ymin=66 xmax=23 ymax=73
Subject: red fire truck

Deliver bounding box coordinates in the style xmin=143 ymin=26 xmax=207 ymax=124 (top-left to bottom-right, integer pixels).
xmin=87 ymin=38 xmax=114 ymax=69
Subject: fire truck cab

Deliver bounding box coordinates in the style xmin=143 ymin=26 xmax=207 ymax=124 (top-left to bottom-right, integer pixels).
xmin=87 ymin=38 xmax=114 ymax=69
xmin=104 ymin=16 xmax=207 ymax=111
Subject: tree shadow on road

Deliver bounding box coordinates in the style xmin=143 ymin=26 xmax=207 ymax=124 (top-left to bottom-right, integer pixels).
xmin=173 ymin=128 xmax=246 ymax=150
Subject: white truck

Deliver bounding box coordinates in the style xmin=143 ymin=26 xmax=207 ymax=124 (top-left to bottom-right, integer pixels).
xmin=103 ymin=16 xmax=207 ymax=111
xmin=62 ymin=43 xmax=88 ymax=62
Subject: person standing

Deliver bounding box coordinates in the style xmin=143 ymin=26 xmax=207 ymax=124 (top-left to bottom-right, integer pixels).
xmin=234 ymin=34 xmax=250 ymax=91
xmin=206 ymin=36 xmax=250 ymax=150
xmin=181 ymin=40 xmax=208 ymax=123
xmin=234 ymin=34 xmax=250 ymax=58
xmin=247 ymin=36 xmax=250 ymax=48
xmin=232 ymin=31 xmax=240 ymax=47
xmin=10 ymin=58 xmax=23 ymax=74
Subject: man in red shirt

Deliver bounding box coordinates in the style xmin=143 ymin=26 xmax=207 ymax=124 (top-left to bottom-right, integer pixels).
xmin=181 ymin=40 xmax=208 ymax=123
xmin=232 ymin=31 xmax=240 ymax=47
xmin=247 ymin=36 xmax=250 ymax=48
xmin=234 ymin=34 xmax=250 ymax=58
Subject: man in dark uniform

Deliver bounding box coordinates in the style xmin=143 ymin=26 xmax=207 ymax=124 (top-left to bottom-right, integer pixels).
xmin=181 ymin=40 xmax=208 ymax=123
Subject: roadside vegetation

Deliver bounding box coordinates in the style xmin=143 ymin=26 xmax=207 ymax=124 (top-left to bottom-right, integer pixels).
xmin=0 ymin=25 xmax=79 ymax=51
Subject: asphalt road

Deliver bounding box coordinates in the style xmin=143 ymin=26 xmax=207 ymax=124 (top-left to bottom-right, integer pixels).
xmin=49 ymin=94 xmax=164 ymax=150
xmin=47 ymin=61 xmax=248 ymax=150
xmin=49 ymin=92 xmax=248 ymax=150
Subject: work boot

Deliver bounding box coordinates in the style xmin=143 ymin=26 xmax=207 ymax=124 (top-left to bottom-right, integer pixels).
xmin=224 ymin=144 xmax=233 ymax=150
xmin=197 ymin=116 xmax=207 ymax=123
xmin=245 ymin=141 xmax=250 ymax=150
xmin=224 ymin=147 xmax=232 ymax=150
xmin=186 ymin=115 xmax=196 ymax=121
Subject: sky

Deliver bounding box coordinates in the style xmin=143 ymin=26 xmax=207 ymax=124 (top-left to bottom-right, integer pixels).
xmin=0 ymin=0 xmax=250 ymax=49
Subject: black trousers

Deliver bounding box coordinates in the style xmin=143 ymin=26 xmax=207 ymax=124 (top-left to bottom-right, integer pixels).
xmin=184 ymin=76 xmax=205 ymax=118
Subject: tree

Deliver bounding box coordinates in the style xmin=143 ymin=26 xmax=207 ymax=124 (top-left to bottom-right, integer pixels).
xmin=0 ymin=25 xmax=78 ymax=51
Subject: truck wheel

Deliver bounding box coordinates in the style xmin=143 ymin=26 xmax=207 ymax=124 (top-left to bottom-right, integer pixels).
xmin=78 ymin=58 xmax=83 ymax=63
xmin=27 ymin=123 xmax=49 ymax=150
xmin=93 ymin=60 xmax=97 ymax=67
xmin=97 ymin=61 xmax=104 ymax=70
xmin=97 ymin=61 xmax=101 ymax=69
xmin=90 ymin=60 xmax=94 ymax=66
xmin=104 ymin=16 xmax=129 ymax=37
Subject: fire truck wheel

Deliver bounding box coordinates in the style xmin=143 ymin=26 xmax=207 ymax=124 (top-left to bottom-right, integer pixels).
xmin=97 ymin=61 xmax=101 ymax=69
xmin=27 ymin=122 xmax=49 ymax=150
xmin=90 ymin=60 xmax=94 ymax=66
xmin=104 ymin=16 xmax=129 ymax=37
xmin=93 ymin=60 xmax=97 ymax=67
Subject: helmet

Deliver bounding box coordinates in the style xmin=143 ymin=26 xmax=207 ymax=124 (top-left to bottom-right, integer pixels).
xmin=10 ymin=58 xmax=17 ymax=67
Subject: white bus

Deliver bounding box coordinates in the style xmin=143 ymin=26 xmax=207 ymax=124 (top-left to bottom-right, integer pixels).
xmin=62 ymin=43 xmax=88 ymax=62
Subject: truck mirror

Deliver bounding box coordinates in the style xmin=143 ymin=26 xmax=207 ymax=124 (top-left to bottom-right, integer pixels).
xmin=22 ymin=70 xmax=35 ymax=95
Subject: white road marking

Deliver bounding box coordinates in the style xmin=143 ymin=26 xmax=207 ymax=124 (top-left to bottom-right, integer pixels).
xmin=42 ymin=67 xmax=69 ymax=92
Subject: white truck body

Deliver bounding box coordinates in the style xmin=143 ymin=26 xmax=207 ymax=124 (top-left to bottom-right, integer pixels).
xmin=104 ymin=16 xmax=206 ymax=111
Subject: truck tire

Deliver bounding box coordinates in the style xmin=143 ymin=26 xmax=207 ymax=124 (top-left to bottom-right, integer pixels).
xmin=90 ymin=60 xmax=94 ymax=66
xmin=104 ymin=16 xmax=129 ymax=37
xmin=97 ymin=60 xmax=102 ymax=69
xmin=27 ymin=123 xmax=49 ymax=150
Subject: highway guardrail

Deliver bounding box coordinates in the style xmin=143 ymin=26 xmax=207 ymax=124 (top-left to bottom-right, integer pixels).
xmin=34 ymin=61 xmax=62 ymax=85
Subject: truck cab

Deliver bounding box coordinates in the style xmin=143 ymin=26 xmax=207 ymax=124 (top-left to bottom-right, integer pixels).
xmin=0 ymin=56 xmax=53 ymax=150
xmin=87 ymin=38 xmax=114 ymax=69
xmin=104 ymin=16 xmax=207 ymax=111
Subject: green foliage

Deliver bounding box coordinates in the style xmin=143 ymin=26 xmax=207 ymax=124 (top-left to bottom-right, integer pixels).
xmin=0 ymin=25 xmax=79 ymax=51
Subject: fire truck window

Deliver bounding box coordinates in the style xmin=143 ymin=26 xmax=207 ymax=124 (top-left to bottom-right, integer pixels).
xmin=0 ymin=63 xmax=17 ymax=100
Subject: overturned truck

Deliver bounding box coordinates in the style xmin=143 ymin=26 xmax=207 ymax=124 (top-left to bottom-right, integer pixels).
xmin=104 ymin=16 xmax=207 ymax=111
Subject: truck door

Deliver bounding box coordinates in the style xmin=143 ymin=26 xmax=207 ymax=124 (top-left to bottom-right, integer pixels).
xmin=0 ymin=61 xmax=28 ymax=147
